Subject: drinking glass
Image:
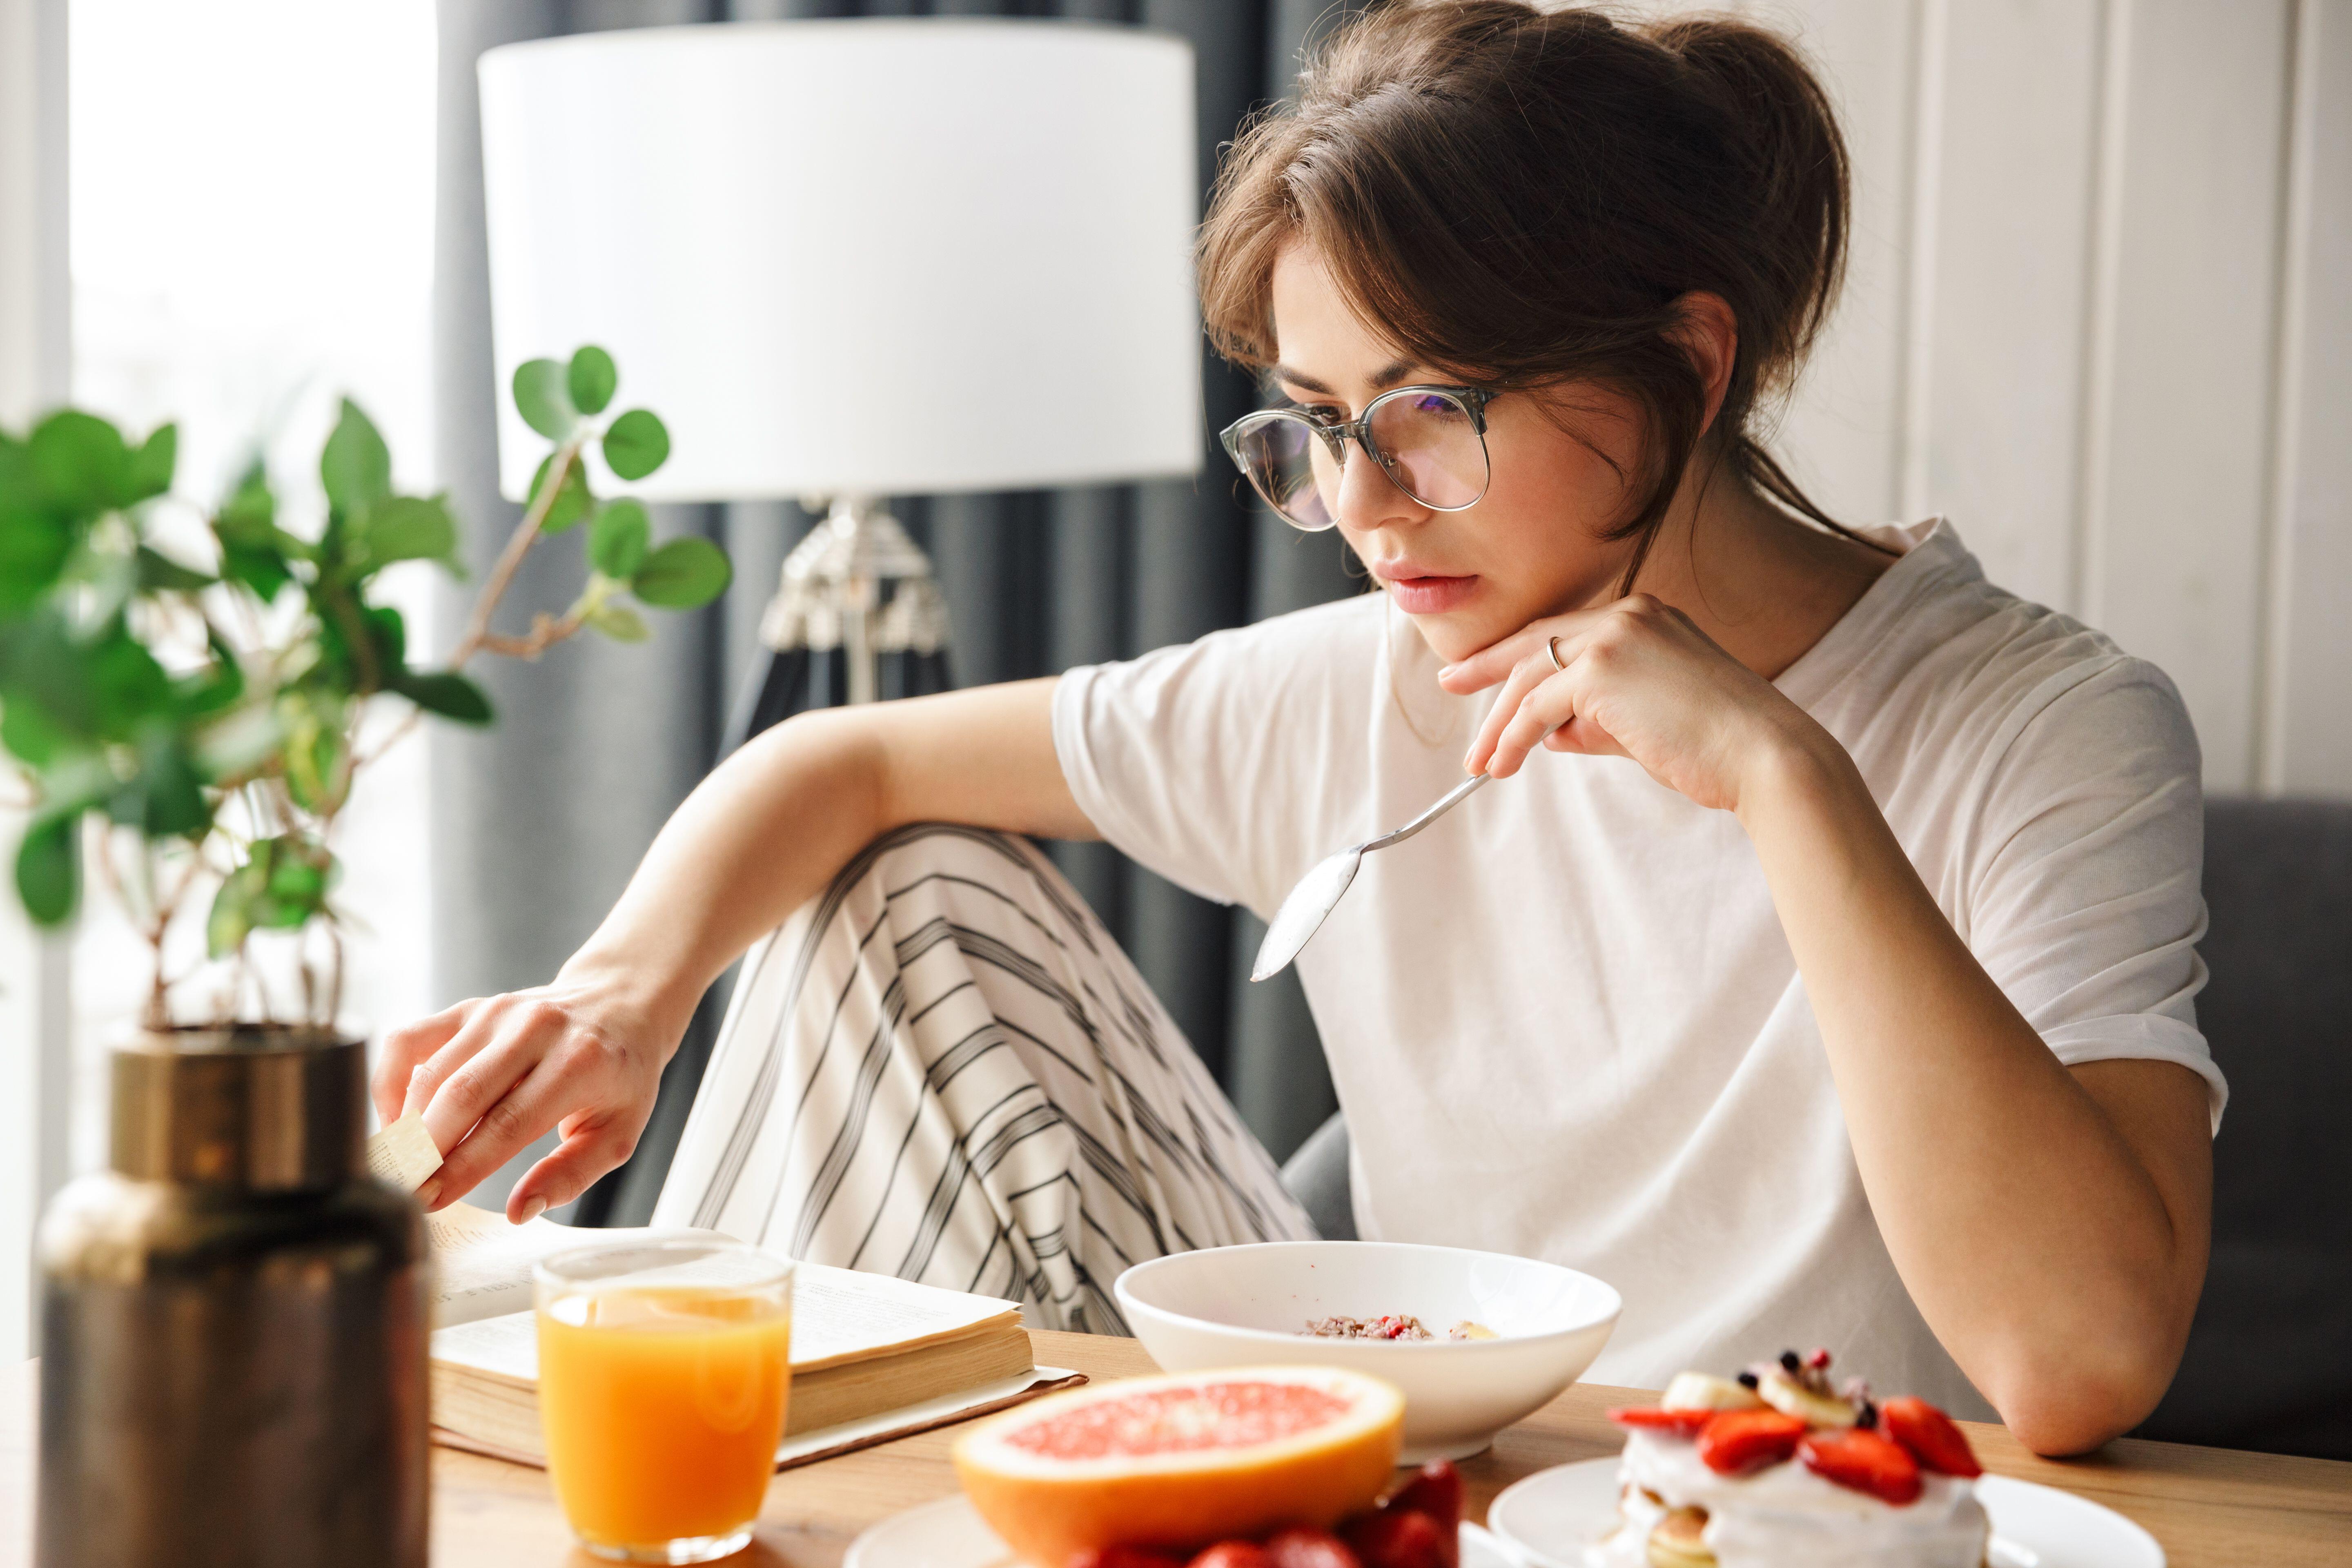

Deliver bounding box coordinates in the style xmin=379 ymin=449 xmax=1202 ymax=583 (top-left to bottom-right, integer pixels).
xmin=535 ymin=1239 xmax=795 ymax=1564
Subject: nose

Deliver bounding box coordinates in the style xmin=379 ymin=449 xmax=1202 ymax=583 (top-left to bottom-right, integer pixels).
xmin=1331 ymin=432 xmax=1425 ymax=534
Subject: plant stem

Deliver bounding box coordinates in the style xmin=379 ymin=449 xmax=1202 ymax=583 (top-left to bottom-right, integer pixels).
xmin=451 ymin=439 xmax=581 ymax=669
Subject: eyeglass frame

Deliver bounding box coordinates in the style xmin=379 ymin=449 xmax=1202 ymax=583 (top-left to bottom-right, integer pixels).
xmin=1218 ymin=383 xmax=1498 ymax=530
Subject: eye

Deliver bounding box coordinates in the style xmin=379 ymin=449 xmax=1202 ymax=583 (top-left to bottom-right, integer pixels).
xmin=1280 ymin=398 xmax=1347 ymax=426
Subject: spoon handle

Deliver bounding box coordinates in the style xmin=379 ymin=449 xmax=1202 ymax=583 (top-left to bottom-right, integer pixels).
xmin=1363 ymin=771 xmax=1491 ymax=853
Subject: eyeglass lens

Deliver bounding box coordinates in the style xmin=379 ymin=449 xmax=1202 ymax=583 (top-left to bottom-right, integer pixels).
xmin=1235 ymin=391 xmax=1488 ymax=531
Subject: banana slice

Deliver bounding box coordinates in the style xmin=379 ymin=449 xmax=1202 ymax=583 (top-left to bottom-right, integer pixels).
xmin=1660 ymin=1372 xmax=1764 ymax=1412
xmin=1756 ymin=1369 xmax=1857 ymax=1428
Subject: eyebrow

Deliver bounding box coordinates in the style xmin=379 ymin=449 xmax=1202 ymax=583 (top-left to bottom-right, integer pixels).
xmin=1271 ymin=359 xmax=1420 ymax=396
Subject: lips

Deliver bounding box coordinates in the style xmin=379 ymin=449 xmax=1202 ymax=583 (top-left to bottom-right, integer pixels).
xmin=1372 ymin=562 xmax=1479 ymax=615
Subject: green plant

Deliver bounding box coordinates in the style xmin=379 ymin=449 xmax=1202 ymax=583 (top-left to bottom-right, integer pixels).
xmin=0 ymin=345 xmax=730 ymax=1026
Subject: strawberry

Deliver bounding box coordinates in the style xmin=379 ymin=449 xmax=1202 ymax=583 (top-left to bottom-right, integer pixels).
xmin=1379 ymin=1460 xmax=1461 ymax=1568
xmin=1385 ymin=1459 xmax=1463 ymax=1529
xmin=1341 ymin=1509 xmax=1448 ymax=1568
xmin=1799 ymin=1427 xmax=1924 ymax=1505
xmin=1878 ymin=1396 xmax=1982 ymax=1478
xmin=1606 ymin=1406 xmax=1715 ymax=1437
xmin=1262 ymin=1528 xmax=1362 ymax=1568
xmin=1693 ymin=1408 xmax=1808 ymax=1474
xmin=1187 ymin=1544 xmax=1272 ymax=1568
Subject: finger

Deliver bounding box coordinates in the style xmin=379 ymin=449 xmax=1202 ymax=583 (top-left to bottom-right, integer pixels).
xmin=1543 ymin=715 xmax=1628 ymax=758
xmin=421 ymin=1050 xmax=570 ymax=1213
xmin=508 ymin=1107 xmax=649 ymax=1223
xmin=410 ymin=999 xmax=546 ymax=1152
xmin=1458 ymin=648 xmax=1571 ymax=775
xmin=1486 ymin=670 xmax=1586 ymax=779
xmin=421 ymin=1001 xmax=571 ymax=1171
xmin=372 ymin=1001 xmax=469 ymax=1125
xmin=1437 ymin=608 xmax=1608 ymax=693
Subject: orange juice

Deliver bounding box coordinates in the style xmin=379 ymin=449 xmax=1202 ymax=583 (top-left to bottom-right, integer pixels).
xmin=537 ymin=1280 xmax=793 ymax=1556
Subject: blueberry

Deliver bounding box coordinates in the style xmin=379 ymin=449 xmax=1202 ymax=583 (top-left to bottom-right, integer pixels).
xmin=1736 ymin=1371 xmax=1760 ymax=1390
xmin=1779 ymin=1350 xmax=1802 ymax=1374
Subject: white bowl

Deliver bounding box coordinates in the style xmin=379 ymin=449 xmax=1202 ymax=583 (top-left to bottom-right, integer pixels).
xmin=1114 ymin=1241 xmax=1621 ymax=1463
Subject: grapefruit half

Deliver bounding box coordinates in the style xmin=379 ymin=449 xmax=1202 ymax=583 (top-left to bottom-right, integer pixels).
xmin=953 ymin=1366 xmax=1406 ymax=1563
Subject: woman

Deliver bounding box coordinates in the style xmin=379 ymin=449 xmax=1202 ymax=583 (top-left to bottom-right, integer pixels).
xmin=379 ymin=2 xmax=2218 ymax=1454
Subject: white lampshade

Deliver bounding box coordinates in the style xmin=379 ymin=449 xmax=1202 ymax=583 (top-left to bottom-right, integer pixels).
xmin=477 ymin=18 xmax=1205 ymax=503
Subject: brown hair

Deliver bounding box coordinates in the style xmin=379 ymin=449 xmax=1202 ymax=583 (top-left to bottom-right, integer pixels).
xmin=1198 ymin=0 xmax=1883 ymax=589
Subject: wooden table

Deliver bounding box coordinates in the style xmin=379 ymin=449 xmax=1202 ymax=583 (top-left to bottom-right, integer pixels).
xmin=7 ymin=1333 xmax=2348 ymax=1565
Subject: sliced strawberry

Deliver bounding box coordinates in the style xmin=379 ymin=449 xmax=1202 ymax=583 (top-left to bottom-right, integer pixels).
xmin=1879 ymin=1396 xmax=1982 ymax=1478
xmin=1186 ymin=1544 xmax=1272 ymax=1568
xmin=1693 ymin=1408 xmax=1808 ymax=1474
xmin=1606 ymin=1405 xmax=1715 ymax=1437
xmin=1340 ymin=1509 xmax=1448 ymax=1568
xmin=1800 ymin=1427 xmax=1924 ymax=1505
xmin=1262 ymin=1528 xmax=1362 ymax=1568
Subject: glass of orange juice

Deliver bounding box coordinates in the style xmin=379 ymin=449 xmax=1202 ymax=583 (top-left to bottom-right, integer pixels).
xmin=535 ymin=1239 xmax=795 ymax=1563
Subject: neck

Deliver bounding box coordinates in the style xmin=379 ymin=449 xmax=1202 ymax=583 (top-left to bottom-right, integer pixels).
xmin=1621 ymin=457 xmax=1895 ymax=681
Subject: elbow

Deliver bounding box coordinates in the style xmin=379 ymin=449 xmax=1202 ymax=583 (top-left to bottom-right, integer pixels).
xmin=1985 ymin=1336 xmax=2187 ymax=1457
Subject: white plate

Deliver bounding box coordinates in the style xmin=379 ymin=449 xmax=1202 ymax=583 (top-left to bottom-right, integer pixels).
xmin=1486 ymin=1456 xmax=2164 ymax=1568
xmin=844 ymin=1494 xmax=1526 ymax=1568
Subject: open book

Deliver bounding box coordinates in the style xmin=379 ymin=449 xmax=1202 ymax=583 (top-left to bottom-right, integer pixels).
xmin=369 ymin=1113 xmax=1081 ymax=1469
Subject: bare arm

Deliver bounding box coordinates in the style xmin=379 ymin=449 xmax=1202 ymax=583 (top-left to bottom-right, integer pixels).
xmin=372 ymin=678 xmax=1087 ymax=1220
xmin=1739 ymin=741 xmax=2212 ymax=1455
xmin=1448 ymin=599 xmax=2212 ymax=1454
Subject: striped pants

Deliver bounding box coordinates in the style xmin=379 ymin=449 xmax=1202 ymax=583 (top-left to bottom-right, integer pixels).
xmin=652 ymin=824 xmax=1315 ymax=1333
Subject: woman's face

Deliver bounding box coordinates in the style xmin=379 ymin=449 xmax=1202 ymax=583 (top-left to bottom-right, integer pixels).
xmin=1268 ymin=241 xmax=1642 ymax=664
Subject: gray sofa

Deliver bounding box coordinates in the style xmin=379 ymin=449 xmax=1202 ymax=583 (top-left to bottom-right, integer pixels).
xmin=1278 ymin=797 xmax=2352 ymax=1459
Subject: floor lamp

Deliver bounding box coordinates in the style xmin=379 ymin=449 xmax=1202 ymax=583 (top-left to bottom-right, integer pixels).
xmin=476 ymin=17 xmax=1207 ymax=746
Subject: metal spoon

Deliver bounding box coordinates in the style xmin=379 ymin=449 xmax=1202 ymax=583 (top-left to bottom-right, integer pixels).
xmin=1250 ymin=771 xmax=1492 ymax=982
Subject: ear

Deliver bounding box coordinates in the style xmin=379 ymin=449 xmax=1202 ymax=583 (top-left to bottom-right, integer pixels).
xmin=1665 ymin=292 xmax=1740 ymax=436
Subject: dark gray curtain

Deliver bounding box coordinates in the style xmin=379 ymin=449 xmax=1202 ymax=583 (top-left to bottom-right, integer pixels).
xmin=432 ymin=0 xmax=1369 ymax=1224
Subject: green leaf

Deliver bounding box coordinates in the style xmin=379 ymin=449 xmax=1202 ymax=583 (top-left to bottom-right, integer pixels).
xmin=529 ymin=452 xmax=592 ymax=533
xmin=363 ymin=603 xmax=407 ymax=671
xmin=512 ymin=359 xmax=579 ymax=440
xmin=321 ymin=399 xmax=392 ymax=516
xmin=587 ymin=499 xmax=650 ymax=579
xmin=0 ymin=506 xmax=71 ymax=612
xmin=361 ymin=494 xmax=459 ymax=568
xmin=392 ymin=669 xmax=493 ymax=725
xmin=15 ymin=810 xmax=80 ymax=926
xmin=135 ymin=544 xmax=214 ymax=593
xmin=110 ymin=728 xmax=209 ymax=837
xmin=567 ymin=346 xmax=617 ymax=416
xmin=630 ymin=535 xmax=731 ymax=608
xmin=214 ymin=470 xmax=295 ymax=604
xmin=0 ymin=699 xmax=71 ymax=766
xmin=28 ymin=410 xmax=131 ymax=514
xmin=207 ymin=850 xmax=265 ymax=957
xmin=260 ymin=843 xmax=329 ymax=928
xmin=601 ymin=409 xmax=669 ymax=481
xmin=585 ymin=602 xmax=649 ymax=643
xmin=87 ymin=633 xmax=174 ymax=738
xmin=194 ymin=702 xmax=280 ymax=780
xmin=127 ymin=423 xmax=177 ymax=503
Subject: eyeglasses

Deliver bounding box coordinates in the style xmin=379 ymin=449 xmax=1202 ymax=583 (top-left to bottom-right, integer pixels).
xmin=1219 ymin=385 xmax=1494 ymax=532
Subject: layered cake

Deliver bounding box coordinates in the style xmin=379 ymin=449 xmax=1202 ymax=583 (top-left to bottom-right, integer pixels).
xmin=1587 ymin=1350 xmax=1989 ymax=1568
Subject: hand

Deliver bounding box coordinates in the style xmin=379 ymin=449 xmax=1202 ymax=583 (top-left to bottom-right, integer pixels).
xmin=1437 ymin=594 xmax=1825 ymax=813
xmin=370 ymin=971 xmax=680 ymax=1223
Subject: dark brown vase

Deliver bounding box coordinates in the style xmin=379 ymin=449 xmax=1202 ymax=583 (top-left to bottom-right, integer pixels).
xmin=35 ymin=1026 xmax=428 ymax=1567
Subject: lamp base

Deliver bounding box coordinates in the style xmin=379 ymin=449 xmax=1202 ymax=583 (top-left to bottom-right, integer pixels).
xmin=723 ymin=496 xmax=951 ymax=751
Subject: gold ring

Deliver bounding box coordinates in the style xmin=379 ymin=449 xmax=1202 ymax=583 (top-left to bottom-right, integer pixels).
xmin=1546 ymin=635 xmax=1566 ymax=673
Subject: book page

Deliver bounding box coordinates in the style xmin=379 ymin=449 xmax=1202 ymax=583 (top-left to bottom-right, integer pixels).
xmin=785 ymin=1262 xmax=1020 ymax=1371
xmin=366 ymin=1111 xmax=443 ymax=1192
xmin=426 ymin=1204 xmax=712 ymax=1328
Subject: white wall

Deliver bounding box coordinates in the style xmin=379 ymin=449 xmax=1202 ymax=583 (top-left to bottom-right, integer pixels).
xmin=0 ymin=0 xmax=74 ymax=1363
xmin=1668 ymin=0 xmax=2349 ymax=797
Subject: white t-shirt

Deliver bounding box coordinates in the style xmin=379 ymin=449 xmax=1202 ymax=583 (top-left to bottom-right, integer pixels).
xmin=1051 ymin=519 xmax=2224 ymax=1417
